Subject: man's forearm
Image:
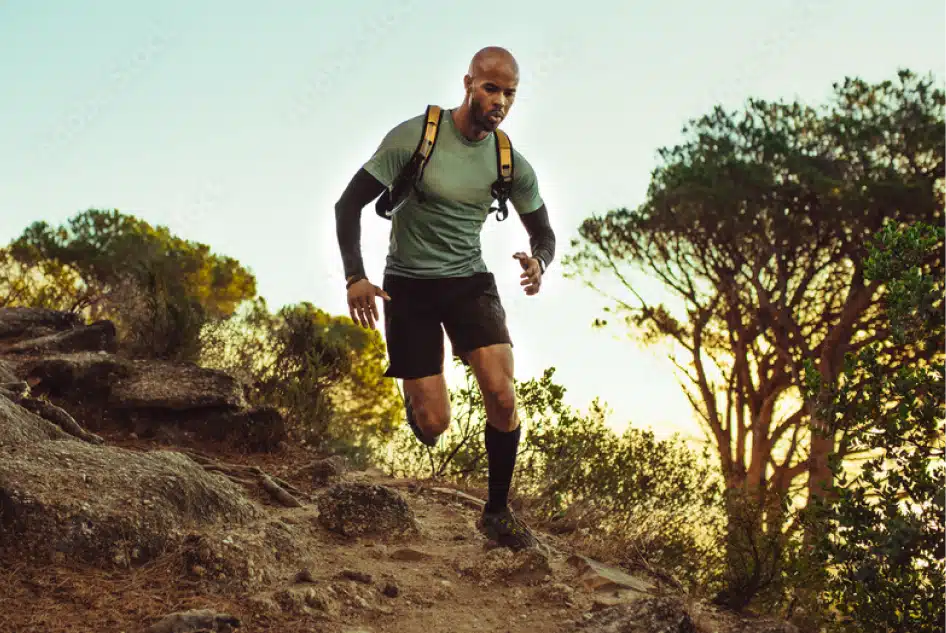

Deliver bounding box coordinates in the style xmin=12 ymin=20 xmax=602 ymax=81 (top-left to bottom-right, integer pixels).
xmin=335 ymin=168 xmax=386 ymax=280
xmin=335 ymin=202 xmax=365 ymax=280
xmin=519 ymin=204 xmax=556 ymax=269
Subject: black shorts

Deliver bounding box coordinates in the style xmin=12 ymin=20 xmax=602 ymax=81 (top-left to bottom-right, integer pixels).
xmin=381 ymin=272 xmax=513 ymax=379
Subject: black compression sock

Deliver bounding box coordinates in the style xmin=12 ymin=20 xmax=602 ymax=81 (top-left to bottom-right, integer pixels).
xmin=484 ymin=423 xmax=521 ymax=514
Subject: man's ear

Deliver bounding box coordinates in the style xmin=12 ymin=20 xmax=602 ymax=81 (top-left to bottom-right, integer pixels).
xmin=463 ymin=74 xmax=472 ymax=92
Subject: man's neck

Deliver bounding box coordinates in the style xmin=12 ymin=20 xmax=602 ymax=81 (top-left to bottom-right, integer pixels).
xmin=451 ymin=105 xmax=490 ymax=142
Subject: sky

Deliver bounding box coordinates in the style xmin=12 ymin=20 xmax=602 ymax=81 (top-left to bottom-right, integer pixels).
xmin=1 ymin=1 xmax=943 ymax=444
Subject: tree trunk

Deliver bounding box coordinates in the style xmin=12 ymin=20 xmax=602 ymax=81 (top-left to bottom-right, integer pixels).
xmin=807 ymin=420 xmax=835 ymax=501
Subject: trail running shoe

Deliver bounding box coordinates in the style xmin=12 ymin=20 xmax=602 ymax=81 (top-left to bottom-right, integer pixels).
xmin=477 ymin=507 xmax=539 ymax=551
xmin=405 ymin=393 xmax=438 ymax=447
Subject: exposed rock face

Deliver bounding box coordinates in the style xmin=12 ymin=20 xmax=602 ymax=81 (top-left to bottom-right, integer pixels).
xmin=108 ymin=359 xmax=247 ymax=411
xmin=5 ymin=320 xmax=117 ymax=355
xmin=5 ymin=350 xmax=286 ymax=450
xmin=0 ymin=392 xmax=70 ymax=448
xmin=0 ymin=307 xmax=83 ymax=341
xmin=0 ymin=358 xmax=19 ymax=383
xmin=316 ymin=483 xmax=419 ymax=539
xmin=0 ymin=393 xmax=261 ymax=568
xmin=12 ymin=352 xmax=132 ymax=400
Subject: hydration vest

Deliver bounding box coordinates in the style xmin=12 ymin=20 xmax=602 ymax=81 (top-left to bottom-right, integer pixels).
xmin=374 ymin=105 xmax=514 ymax=221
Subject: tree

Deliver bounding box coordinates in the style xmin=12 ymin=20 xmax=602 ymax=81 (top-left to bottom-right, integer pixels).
xmin=4 ymin=208 xmax=257 ymax=359
xmin=802 ymin=221 xmax=944 ymax=632
xmin=563 ymin=69 xmax=943 ymax=608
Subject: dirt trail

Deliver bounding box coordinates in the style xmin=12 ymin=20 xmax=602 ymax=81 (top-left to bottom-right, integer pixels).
xmin=0 ymin=435 xmax=632 ymax=633
xmin=0 ymin=307 xmax=795 ymax=633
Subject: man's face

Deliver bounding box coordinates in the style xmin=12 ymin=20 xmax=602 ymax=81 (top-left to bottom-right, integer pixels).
xmin=466 ymin=64 xmax=518 ymax=133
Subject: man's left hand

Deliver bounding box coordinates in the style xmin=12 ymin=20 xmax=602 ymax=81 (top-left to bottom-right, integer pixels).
xmin=513 ymin=252 xmax=542 ymax=296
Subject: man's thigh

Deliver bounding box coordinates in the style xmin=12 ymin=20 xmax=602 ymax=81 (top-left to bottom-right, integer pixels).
xmin=381 ymin=274 xmax=445 ymax=380
xmin=442 ymin=272 xmax=513 ymax=362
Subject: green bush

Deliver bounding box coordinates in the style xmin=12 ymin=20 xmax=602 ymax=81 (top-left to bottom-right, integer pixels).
xmin=382 ymin=362 xmax=726 ymax=590
xmin=1 ymin=209 xmax=256 ymax=361
xmin=201 ymin=297 xmax=400 ymax=450
xmin=801 ymin=221 xmax=945 ymax=633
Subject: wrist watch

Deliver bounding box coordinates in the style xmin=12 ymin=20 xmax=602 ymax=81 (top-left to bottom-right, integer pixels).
xmin=536 ymin=256 xmax=546 ymax=274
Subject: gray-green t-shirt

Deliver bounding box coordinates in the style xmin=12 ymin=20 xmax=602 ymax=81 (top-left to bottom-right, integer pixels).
xmin=363 ymin=108 xmax=544 ymax=279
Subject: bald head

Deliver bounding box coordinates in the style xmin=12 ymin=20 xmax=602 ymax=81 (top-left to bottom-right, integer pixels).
xmin=468 ymin=46 xmax=519 ymax=80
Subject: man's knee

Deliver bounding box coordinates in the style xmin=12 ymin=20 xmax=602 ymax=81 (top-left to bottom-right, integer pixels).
xmin=414 ymin=399 xmax=451 ymax=437
xmin=404 ymin=377 xmax=451 ymax=437
xmin=484 ymin=382 xmax=517 ymax=431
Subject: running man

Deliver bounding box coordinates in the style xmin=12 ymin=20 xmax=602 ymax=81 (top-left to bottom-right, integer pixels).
xmin=334 ymin=46 xmax=556 ymax=550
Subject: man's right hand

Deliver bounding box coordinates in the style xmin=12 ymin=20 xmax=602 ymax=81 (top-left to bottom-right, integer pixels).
xmin=347 ymin=278 xmax=391 ymax=330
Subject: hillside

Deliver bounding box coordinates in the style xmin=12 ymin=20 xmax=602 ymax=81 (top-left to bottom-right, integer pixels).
xmin=0 ymin=307 xmax=794 ymax=633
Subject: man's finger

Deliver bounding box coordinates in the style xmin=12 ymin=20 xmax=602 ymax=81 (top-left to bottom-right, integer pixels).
xmin=355 ymin=299 xmax=370 ymax=327
xmin=359 ymin=299 xmax=374 ymax=329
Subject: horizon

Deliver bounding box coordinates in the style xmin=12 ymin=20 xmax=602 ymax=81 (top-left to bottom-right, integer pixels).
xmin=1 ymin=0 xmax=943 ymax=445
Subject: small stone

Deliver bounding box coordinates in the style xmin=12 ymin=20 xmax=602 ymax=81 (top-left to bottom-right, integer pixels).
xmin=389 ymin=547 xmax=433 ymax=562
xmin=294 ymin=567 xmax=316 ymax=583
xmin=339 ymin=569 xmax=373 ymax=584
xmin=567 ymin=554 xmax=653 ymax=594
xmin=382 ymin=582 xmax=400 ymax=598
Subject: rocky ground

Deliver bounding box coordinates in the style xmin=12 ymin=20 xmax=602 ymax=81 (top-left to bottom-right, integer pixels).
xmin=0 ymin=307 xmax=796 ymax=633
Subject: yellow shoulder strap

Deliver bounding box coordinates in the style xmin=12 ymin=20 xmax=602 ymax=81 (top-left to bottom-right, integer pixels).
xmin=417 ymin=105 xmax=442 ymax=162
xmin=495 ymin=128 xmax=513 ymax=184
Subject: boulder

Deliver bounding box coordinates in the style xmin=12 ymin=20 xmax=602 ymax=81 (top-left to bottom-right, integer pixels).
xmin=293 ymin=455 xmax=348 ymax=485
xmin=0 ymin=307 xmax=82 ymax=341
xmin=12 ymin=352 xmax=132 ymax=400
xmin=6 ymin=352 xmax=286 ymax=448
xmin=316 ymin=483 xmax=418 ymax=539
xmin=109 ymin=360 xmax=247 ymax=411
xmin=0 ymin=395 xmax=260 ymax=567
xmin=5 ymin=320 xmax=117 ymax=355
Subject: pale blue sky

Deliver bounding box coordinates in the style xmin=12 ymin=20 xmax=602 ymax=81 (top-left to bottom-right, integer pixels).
xmin=1 ymin=1 xmax=943 ymax=442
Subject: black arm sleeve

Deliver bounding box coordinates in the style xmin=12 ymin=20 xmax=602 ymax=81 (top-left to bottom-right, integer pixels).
xmin=335 ymin=168 xmax=386 ymax=280
xmin=518 ymin=203 xmax=556 ymax=270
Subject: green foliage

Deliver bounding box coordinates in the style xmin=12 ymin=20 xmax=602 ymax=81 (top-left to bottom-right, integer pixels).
xmin=520 ymin=369 xmax=726 ymax=589
xmin=201 ymin=297 xmax=400 ymax=449
xmin=563 ymin=69 xmax=944 ymax=610
xmin=382 ymin=363 xmax=488 ymax=480
xmin=3 ymin=208 xmax=256 ymax=360
xmin=801 ymin=221 xmax=945 ymax=632
xmin=383 ymin=362 xmax=725 ymax=590
xmin=0 ymin=247 xmax=84 ymax=310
